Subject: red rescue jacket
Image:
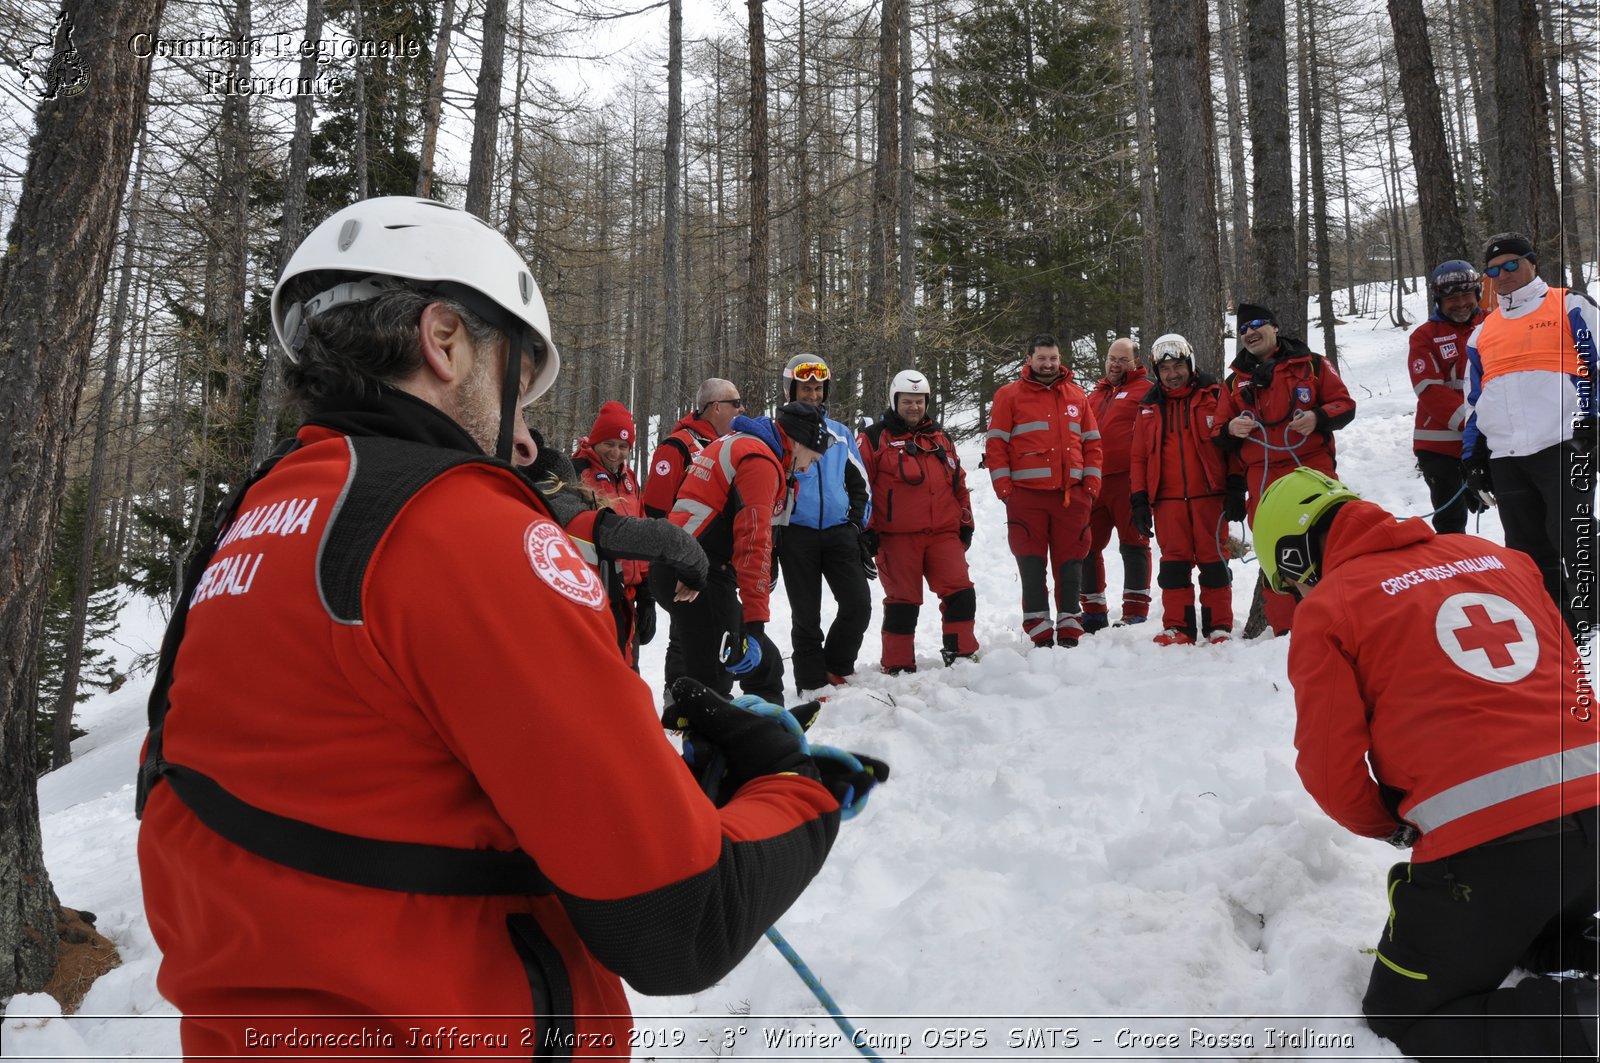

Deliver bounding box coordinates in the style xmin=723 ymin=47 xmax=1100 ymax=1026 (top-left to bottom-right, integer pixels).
xmin=571 ymin=440 xmax=646 ymax=588
xmin=859 ymin=410 xmax=973 ymax=536
xmin=1287 ymin=501 xmax=1597 ymax=861
xmin=642 ymin=413 xmax=719 ymax=517
xmin=667 ymin=427 xmax=789 ymax=623
xmin=1088 ymin=366 xmax=1155 ymax=477
xmin=984 ymin=366 xmax=1104 ymax=499
xmin=1131 ymin=375 xmax=1230 ymax=502
xmin=138 ymin=399 xmax=836 ymax=1057
xmin=1407 ymin=309 xmax=1483 ymax=458
xmin=1213 ymin=336 xmax=1355 ymax=487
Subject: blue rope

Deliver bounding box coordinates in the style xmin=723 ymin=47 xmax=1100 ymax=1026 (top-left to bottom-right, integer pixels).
xmin=764 ymin=926 xmax=883 ymax=1061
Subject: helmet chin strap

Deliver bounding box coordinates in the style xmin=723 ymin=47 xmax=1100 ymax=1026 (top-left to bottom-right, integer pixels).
xmin=495 ymin=330 xmax=526 ymax=463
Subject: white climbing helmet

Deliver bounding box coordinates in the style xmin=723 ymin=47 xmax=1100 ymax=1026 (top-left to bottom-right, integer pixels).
xmin=890 ymin=369 xmax=931 ymax=406
xmin=270 ymin=196 xmax=560 ymax=404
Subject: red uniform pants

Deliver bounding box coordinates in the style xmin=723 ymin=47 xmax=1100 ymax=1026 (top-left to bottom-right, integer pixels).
xmin=1086 ymin=472 xmax=1152 ymax=624
xmin=877 ymin=531 xmax=977 ymax=670
xmin=1153 ymin=497 xmax=1233 ymax=637
xmin=1005 ymin=485 xmax=1091 ymax=645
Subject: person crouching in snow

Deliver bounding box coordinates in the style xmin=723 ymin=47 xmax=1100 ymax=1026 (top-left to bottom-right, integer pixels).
xmin=570 ymin=401 xmax=655 ymax=667
xmin=857 ymin=369 xmax=979 ymax=673
xmin=1129 ymin=334 xmax=1243 ymax=645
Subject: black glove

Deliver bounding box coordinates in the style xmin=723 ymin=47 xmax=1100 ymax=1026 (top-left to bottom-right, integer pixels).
xmin=632 ymin=582 xmax=657 ymax=646
xmin=1223 ymin=476 xmax=1248 ymax=523
xmin=1130 ymin=492 xmax=1154 ymax=539
xmin=664 ymin=678 xmax=816 ymax=806
xmin=859 ymin=528 xmax=879 ymax=580
xmin=959 ymin=524 xmax=974 ymax=550
xmin=811 ymin=748 xmax=891 ymax=818
xmin=1461 ymin=449 xmax=1493 ymax=505
xmin=593 ymin=512 xmax=709 ymax=591
xmin=1385 ymin=823 xmax=1419 ymax=849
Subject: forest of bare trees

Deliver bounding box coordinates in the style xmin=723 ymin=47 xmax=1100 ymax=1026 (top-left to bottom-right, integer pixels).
xmin=0 ymin=0 xmax=1594 ymax=997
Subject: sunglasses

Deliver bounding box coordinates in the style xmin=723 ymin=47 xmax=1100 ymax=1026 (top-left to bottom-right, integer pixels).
xmin=709 ymin=398 xmax=745 ymax=409
xmin=1484 ymin=258 xmax=1524 ymax=278
xmin=1239 ymin=319 xmax=1272 ymax=335
xmin=791 ymin=362 xmax=830 ymax=382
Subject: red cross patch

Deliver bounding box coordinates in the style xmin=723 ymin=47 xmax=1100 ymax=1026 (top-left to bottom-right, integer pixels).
xmin=523 ymin=520 xmax=606 ymax=610
xmin=1433 ymin=592 xmax=1538 ymax=683
xmin=655 ymin=459 xmax=672 ymax=476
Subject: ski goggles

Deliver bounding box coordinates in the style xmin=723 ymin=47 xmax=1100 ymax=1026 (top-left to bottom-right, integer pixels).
xmin=790 ymin=361 xmax=830 ymax=382
xmin=1151 ymin=345 xmax=1190 ymax=364
xmin=1239 ymin=318 xmax=1272 ymax=335
xmin=1484 ymin=258 xmax=1524 ymax=278
xmin=1436 ymin=281 xmax=1480 ymax=297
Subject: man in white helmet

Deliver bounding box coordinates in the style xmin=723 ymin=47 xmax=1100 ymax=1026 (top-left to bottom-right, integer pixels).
xmin=858 ymin=369 xmax=979 ymax=671
xmin=136 ymin=198 xmax=844 ymax=1056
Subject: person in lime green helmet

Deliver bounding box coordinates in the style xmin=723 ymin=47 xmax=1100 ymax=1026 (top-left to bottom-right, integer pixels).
xmin=1253 ymin=466 xmax=1598 ymax=1059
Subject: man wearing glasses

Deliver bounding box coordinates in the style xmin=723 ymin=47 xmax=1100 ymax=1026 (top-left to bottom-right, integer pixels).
xmin=642 ymin=378 xmax=745 ymax=519
xmin=1213 ymin=303 xmax=1357 ymax=636
xmin=1461 ymin=232 xmax=1598 ymax=639
xmin=776 ymin=354 xmax=873 ymax=696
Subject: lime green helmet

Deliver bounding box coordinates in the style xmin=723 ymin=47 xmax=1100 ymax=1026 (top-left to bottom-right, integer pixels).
xmin=1252 ymin=468 xmax=1361 ymax=592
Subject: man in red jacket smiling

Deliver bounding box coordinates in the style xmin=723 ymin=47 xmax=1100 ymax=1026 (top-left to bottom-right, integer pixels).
xmin=1254 ymin=467 xmax=1598 ymax=1061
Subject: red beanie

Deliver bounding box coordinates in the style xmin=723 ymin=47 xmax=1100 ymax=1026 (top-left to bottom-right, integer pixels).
xmin=588 ymin=400 xmax=635 ymax=444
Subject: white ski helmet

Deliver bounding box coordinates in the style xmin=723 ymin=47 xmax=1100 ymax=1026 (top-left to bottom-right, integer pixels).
xmin=270 ymin=196 xmax=560 ymax=404
xmin=1149 ymin=333 xmax=1194 ymax=369
xmin=890 ymin=369 xmax=931 ymax=409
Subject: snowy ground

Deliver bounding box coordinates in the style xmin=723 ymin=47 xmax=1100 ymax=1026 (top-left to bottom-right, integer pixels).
xmin=5 ymin=281 xmax=1583 ymax=1061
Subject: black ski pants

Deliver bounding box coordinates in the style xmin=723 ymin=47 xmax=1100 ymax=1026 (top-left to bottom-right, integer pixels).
xmin=1492 ymin=441 xmax=1593 ymax=638
xmin=1362 ymin=807 xmax=1599 ymax=1061
xmin=1416 ymin=450 xmax=1470 ymax=536
xmin=651 ymin=563 xmax=784 ymax=705
xmin=778 ymin=523 xmax=871 ymax=692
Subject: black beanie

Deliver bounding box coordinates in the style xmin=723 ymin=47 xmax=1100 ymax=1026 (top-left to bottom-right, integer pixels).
xmin=1483 ymin=232 xmax=1536 ymax=263
xmin=1236 ymin=302 xmax=1277 ymax=330
xmin=775 ymin=401 xmax=833 ymax=453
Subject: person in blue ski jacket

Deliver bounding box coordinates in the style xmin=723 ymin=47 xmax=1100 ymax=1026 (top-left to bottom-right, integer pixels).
xmin=777 ymin=354 xmax=874 ymax=695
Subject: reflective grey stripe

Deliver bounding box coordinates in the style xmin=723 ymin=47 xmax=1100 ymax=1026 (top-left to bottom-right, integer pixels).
xmin=1447 ymin=406 xmax=1469 ymax=430
xmin=1406 ymin=743 xmax=1600 ymax=833
xmin=719 ymin=440 xmax=740 ymax=481
xmin=986 ymin=428 xmax=1011 ymax=441
xmin=1413 ymin=379 xmax=1444 ymax=396
xmin=1081 ymin=429 xmax=1101 ymax=442
xmin=1023 ymin=613 xmax=1052 ymax=638
xmin=990 ymin=467 xmax=1012 ymax=481
xmin=1447 ymin=379 xmax=1467 ymax=390
xmin=1013 ymin=468 xmax=1054 ymax=480
xmin=1012 ymin=420 xmax=1050 ymax=436
xmin=1414 ymin=429 xmax=1464 ymax=442
xmin=572 ymin=537 xmax=600 ymax=565
xmin=1082 ymin=466 xmax=1102 ymax=479
xmin=672 ymin=498 xmax=716 ymax=536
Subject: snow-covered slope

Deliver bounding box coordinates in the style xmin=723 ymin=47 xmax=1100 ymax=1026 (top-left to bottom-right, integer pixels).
xmin=8 ymin=282 xmax=1558 ymax=1060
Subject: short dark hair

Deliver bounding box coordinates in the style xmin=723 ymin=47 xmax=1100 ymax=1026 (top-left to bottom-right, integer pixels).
xmin=280 ymin=271 xmax=500 ymax=408
xmin=1029 ymin=334 xmax=1060 ymax=354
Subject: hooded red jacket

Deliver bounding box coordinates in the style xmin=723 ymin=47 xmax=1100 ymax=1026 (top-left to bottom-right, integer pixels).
xmin=1130 ymin=376 xmax=1231 ymax=502
xmin=1287 ymin=501 xmax=1597 ymax=861
xmin=1088 ymin=366 xmax=1155 ymax=477
xmin=859 ymin=410 xmax=973 ymax=536
xmin=642 ymin=413 xmax=719 ymax=517
xmin=984 ymin=366 xmax=1104 ymax=500
xmin=571 ymin=440 xmax=645 ymax=588
xmin=139 ymin=411 xmax=836 ymax=1057
xmin=1213 ymin=336 xmax=1355 ymax=487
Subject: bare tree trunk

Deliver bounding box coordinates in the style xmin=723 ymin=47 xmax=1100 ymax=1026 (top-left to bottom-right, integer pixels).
xmin=1245 ymin=0 xmax=1299 ymax=328
xmin=0 ymin=0 xmax=164 ymax=997
xmin=1305 ymin=0 xmax=1338 ymax=369
xmin=795 ymin=0 xmax=815 ymax=342
xmin=867 ymin=0 xmax=902 ymax=414
xmin=1330 ymin=53 xmax=1359 ymax=313
xmin=416 ymin=0 xmax=457 ymax=199
xmin=51 ymin=127 xmax=150 ymax=769
xmin=466 ymin=0 xmax=508 ymax=219
xmin=1460 ymin=0 xmax=1500 ymax=195
xmin=1492 ymin=0 xmax=1561 ymax=280
xmin=352 ymin=0 xmax=369 ymax=198
xmin=1129 ymin=0 xmax=1160 ymax=338
xmin=1218 ymin=0 xmax=1251 ymax=298
xmin=1388 ymin=0 xmax=1467 ymax=268
xmin=252 ymin=0 xmax=322 ymax=468
xmin=1294 ymin=1 xmax=1311 ymax=328
xmin=897 ymin=0 xmax=916 ymax=378
xmin=744 ymin=0 xmax=770 ymax=385
xmin=1444 ymin=0 xmax=1483 ymax=257
xmin=1379 ymin=51 xmax=1412 ymax=327
xmin=1151 ymin=0 xmax=1225 ymax=376
xmin=1535 ymin=0 xmax=1585 ymax=289
xmin=661 ymin=0 xmax=684 ymax=440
